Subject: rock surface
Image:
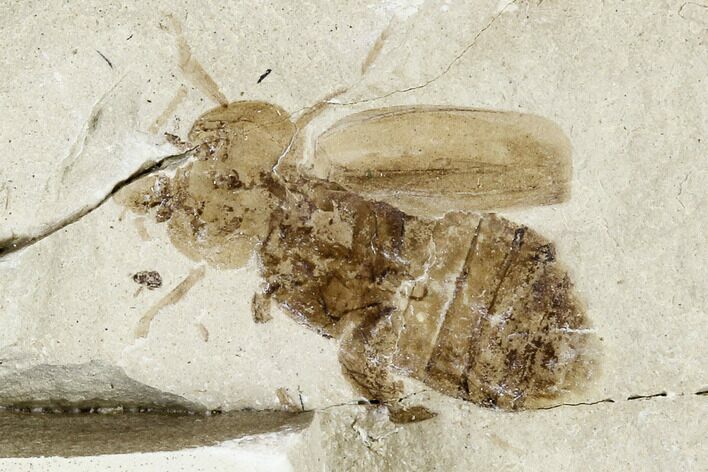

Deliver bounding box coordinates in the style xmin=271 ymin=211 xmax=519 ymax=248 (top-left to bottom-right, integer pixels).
xmin=0 ymin=0 xmax=705 ymax=469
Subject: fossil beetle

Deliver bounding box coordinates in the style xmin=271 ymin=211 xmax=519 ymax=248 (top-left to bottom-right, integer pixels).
xmin=120 ymin=99 xmax=597 ymax=419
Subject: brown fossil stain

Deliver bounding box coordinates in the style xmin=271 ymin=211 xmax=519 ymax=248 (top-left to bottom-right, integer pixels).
xmin=275 ymin=387 xmax=299 ymax=412
xmin=388 ymin=405 xmax=436 ymax=424
xmin=361 ymin=22 xmax=393 ymax=74
xmin=117 ymin=101 xmax=598 ymax=413
xmin=196 ymin=322 xmax=210 ymax=342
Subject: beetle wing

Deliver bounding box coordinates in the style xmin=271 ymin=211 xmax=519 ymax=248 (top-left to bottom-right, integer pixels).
xmin=313 ymin=106 xmax=572 ymax=216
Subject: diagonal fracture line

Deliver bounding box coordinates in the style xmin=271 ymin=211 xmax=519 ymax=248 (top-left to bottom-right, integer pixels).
xmin=0 ymin=148 xmax=195 ymax=259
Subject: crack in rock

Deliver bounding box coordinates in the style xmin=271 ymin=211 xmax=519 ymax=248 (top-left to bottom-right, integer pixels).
xmin=627 ymin=392 xmax=667 ymax=401
xmin=0 ymin=147 xmax=195 ymax=259
xmin=313 ymin=387 xmax=705 ymax=416
xmin=328 ymin=0 xmax=519 ymax=107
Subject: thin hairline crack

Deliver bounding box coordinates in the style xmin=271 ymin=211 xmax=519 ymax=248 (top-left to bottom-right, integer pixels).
xmin=324 ymin=0 xmax=519 ymax=108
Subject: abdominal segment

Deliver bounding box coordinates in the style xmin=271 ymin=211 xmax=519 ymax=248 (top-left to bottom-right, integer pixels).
xmin=391 ymin=214 xmax=596 ymax=410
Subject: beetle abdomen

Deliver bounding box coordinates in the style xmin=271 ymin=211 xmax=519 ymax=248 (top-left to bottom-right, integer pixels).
xmin=260 ymin=180 xmax=596 ymax=409
xmin=392 ymin=213 xmax=596 ymax=410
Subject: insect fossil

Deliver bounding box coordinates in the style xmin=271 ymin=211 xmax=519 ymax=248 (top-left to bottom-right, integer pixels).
xmin=120 ymin=99 xmax=598 ymax=421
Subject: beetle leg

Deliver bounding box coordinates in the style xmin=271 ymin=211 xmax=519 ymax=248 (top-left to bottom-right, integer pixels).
xmin=251 ymin=290 xmax=273 ymax=324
